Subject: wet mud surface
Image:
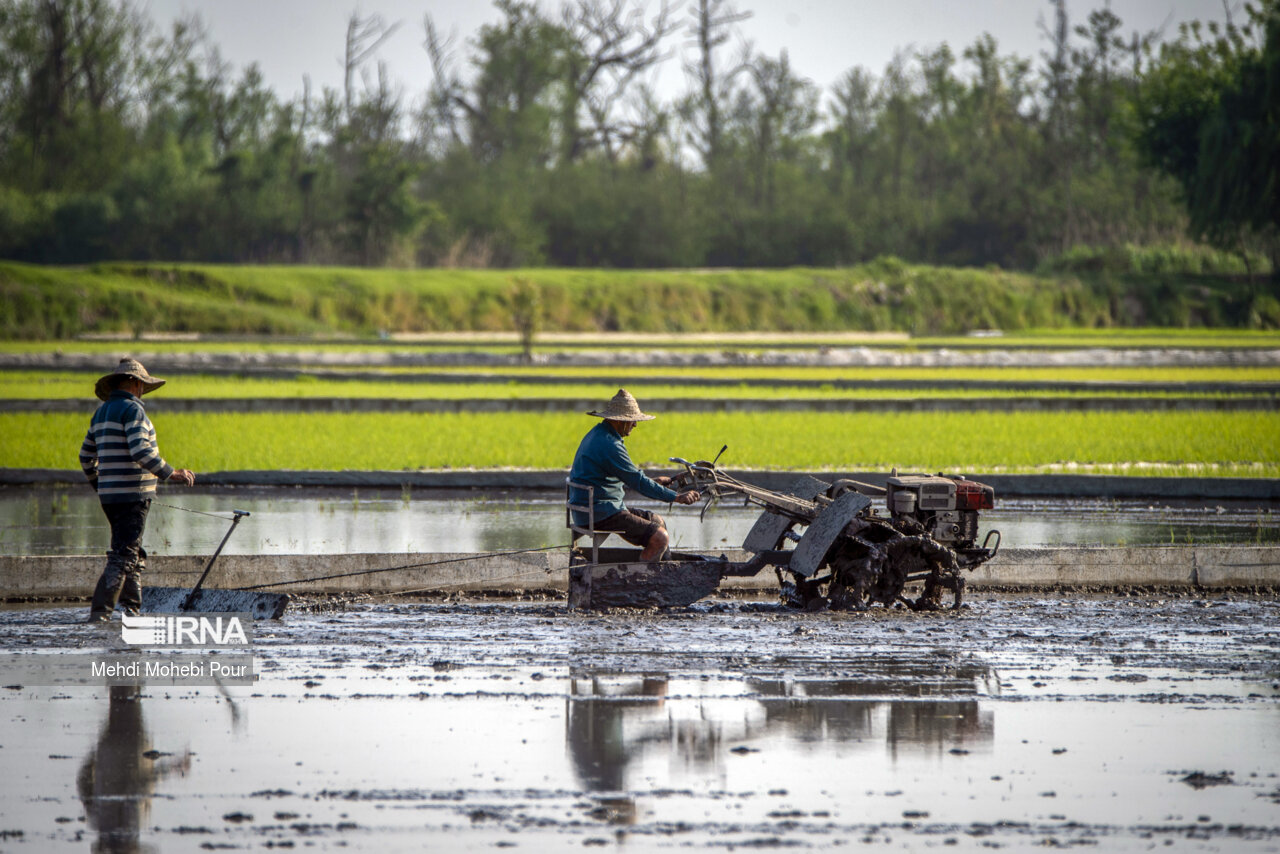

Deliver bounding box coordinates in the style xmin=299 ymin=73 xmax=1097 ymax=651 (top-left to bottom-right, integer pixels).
xmin=1 ymin=595 xmax=1279 ymax=851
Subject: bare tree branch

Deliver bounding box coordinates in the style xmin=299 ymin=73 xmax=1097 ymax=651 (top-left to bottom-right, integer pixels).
xmin=680 ymin=0 xmax=750 ymax=169
xmin=343 ymin=12 xmax=400 ymax=121
xmin=560 ymin=0 xmax=679 ymax=161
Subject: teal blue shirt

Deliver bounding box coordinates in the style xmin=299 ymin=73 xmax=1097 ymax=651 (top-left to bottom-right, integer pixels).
xmin=569 ymin=421 xmax=677 ymax=525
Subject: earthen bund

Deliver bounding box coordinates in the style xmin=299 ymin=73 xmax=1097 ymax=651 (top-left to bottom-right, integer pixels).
xmin=5 ymin=468 xmax=1280 ymax=499
xmin=4 ymin=546 xmax=1278 ymax=601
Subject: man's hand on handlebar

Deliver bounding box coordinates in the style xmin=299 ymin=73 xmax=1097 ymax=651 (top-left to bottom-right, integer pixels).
xmin=673 ymin=490 xmax=701 ymax=505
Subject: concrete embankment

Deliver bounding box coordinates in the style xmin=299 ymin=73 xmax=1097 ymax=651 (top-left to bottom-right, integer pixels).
xmin=5 ymin=546 xmax=1278 ymax=601
xmin=7 ymin=468 xmax=1280 ymax=501
xmin=5 ymin=468 xmax=1280 ymax=498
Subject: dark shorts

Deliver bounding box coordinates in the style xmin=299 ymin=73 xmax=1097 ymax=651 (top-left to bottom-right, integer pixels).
xmin=596 ymin=508 xmax=666 ymax=548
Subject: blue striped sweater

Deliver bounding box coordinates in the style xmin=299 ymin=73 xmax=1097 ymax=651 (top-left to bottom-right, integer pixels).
xmin=79 ymin=391 xmax=175 ymax=503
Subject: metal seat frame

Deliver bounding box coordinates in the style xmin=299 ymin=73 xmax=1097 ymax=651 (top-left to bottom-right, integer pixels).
xmin=566 ymin=479 xmax=611 ymax=566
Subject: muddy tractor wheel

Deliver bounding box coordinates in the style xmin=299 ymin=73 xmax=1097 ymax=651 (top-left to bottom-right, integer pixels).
xmin=776 ymin=568 xmax=829 ymax=611
xmin=885 ymin=535 xmax=963 ymax=611
xmin=786 ymin=525 xmax=963 ymax=612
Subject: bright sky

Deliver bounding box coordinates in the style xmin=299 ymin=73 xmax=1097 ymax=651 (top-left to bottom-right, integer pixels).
xmin=142 ymin=0 xmax=1234 ymax=104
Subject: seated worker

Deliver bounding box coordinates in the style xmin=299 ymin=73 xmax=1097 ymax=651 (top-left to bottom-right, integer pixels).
xmin=570 ymin=389 xmax=701 ymax=561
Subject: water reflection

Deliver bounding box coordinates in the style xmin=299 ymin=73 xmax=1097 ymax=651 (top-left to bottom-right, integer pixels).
xmin=885 ymin=701 xmax=992 ymax=760
xmin=566 ymin=675 xmax=672 ymax=793
xmin=2 ymin=486 xmax=1275 ymax=555
xmin=565 ymin=662 xmax=996 ymax=794
xmin=76 ymin=685 xmax=190 ymax=854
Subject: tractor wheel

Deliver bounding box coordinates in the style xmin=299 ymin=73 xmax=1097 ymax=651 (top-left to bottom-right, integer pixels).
xmin=824 ymin=532 xmax=961 ymax=612
xmin=884 ymin=534 xmax=962 ymax=611
xmin=776 ymin=568 xmax=830 ymax=610
xmin=776 ymin=516 xmax=964 ymax=612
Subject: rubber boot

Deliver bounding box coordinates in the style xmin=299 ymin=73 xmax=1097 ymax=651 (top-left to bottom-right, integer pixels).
xmin=118 ymin=547 xmax=145 ymax=617
xmin=89 ymin=548 xmax=138 ymax=618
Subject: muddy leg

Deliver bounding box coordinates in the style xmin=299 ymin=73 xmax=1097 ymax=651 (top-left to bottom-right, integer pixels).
xmin=89 ymin=501 xmax=149 ymax=619
xmin=89 ymin=559 xmax=130 ymax=618
xmin=118 ymin=547 xmax=145 ymax=615
xmin=639 ymin=527 xmax=669 ymax=562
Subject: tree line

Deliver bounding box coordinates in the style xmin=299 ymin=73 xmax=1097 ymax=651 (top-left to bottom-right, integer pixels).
xmin=0 ymin=0 xmax=1275 ymax=272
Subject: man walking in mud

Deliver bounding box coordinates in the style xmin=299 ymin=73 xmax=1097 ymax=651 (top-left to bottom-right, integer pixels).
xmin=569 ymin=389 xmax=700 ymax=561
xmin=80 ymin=359 xmax=195 ymax=622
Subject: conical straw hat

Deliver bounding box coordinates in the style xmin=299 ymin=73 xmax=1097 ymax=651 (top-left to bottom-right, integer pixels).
xmin=95 ymin=358 xmax=166 ymax=401
xmin=586 ymin=389 xmax=655 ymax=421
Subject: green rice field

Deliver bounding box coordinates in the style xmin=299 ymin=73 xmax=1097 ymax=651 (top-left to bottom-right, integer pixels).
xmin=3 ymin=367 xmax=1277 ymax=401
xmin=2 ymin=373 xmax=1273 ymax=401
xmin=5 ymin=411 xmax=1276 ymax=477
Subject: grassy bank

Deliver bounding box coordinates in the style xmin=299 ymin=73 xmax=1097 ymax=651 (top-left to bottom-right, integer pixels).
xmin=5 ymin=411 xmax=1276 ymax=477
xmin=3 ymin=257 xmax=1276 ymax=339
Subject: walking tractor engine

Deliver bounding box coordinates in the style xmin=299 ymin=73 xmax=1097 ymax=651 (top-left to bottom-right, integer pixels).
xmin=669 ymin=455 xmax=1002 ymax=611
xmin=887 ymin=474 xmax=996 ymax=552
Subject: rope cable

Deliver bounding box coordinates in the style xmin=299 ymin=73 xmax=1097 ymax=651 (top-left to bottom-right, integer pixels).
xmin=236 ymin=544 xmax=564 ymax=591
xmin=154 ymin=501 xmax=239 ymax=521
xmin=150 ymin=502 xmax=571 ymax=604
xmin=307 ymin=563 xmax=562 ymax=607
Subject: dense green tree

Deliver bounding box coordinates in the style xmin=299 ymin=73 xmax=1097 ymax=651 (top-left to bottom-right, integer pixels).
xmin=0 ymin=0 xmax=1267 ymax=275
xmin=1135 ymin=0 xmax=1279 ymax=272
xmin=0 ymin=0 xmax=145 ymax=193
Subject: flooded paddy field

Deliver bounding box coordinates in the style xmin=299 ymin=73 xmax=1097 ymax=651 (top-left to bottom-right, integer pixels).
xmin=2 ymin=485 xmax=1277 ymax=557
xmin=0 ymin=596 xmax=1278 ymax=851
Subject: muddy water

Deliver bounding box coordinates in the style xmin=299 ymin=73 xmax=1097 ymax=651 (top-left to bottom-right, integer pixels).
xmin=2 ymin=485 xmax=1277 ymax=556
xmin=0 ymin=597 xmax=1277 ymax=850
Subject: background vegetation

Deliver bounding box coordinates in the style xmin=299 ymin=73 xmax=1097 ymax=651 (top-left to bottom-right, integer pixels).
xmin=4 ymin=257 xmax=1277 ymax=339
xmin=0 ymin=0 xmax=1275 ymax=273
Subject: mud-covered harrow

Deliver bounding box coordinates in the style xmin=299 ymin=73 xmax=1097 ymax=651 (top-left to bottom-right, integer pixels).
xmin=569 ymin=458 xmax=1000 ymax=611
xmin=684 ymin=460 xmax=1000 ymax=610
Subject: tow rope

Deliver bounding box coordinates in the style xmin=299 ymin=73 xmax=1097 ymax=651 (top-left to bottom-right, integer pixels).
xmin=236 ymin=545 xmax=564 ymax=592
xmin=154 ymin=501 xmax=241 ymax=521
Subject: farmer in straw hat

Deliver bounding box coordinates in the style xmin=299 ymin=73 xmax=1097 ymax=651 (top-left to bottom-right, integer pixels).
xmin=569 ymin=389 xmax=701 ymax=561
xmin=79 ymin=359 xmax=195 ymax=623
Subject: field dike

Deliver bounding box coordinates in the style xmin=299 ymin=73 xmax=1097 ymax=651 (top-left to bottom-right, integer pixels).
xmin=4 ymin=545 xmax=1279 ymax=601
xmin=5 ymin=346 xmax=1280 ymax=369
xmin=5 ymin=468 xmax=1280 ymax=497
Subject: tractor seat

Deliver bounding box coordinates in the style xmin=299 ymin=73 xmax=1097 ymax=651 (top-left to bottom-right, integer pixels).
xmin=566 ymin=479 xmax=611 ymax=566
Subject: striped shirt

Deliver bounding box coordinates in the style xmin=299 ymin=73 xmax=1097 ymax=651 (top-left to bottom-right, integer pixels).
xmin=79 ymin=391 xmax=175 ymax=503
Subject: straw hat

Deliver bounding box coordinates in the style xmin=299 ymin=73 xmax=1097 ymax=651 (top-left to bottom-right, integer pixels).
xmin=95 ymin=358 xmax=166 ymax=401
xmin=587 ymin=389 xmax=655 ymax=421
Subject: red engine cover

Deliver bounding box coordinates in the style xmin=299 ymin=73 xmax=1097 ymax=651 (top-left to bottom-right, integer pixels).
xmin=954 ymin=480 xmax=995 ymax=510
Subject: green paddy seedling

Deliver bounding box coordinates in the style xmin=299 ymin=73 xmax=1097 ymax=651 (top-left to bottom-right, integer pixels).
xmin=2 ymin=367 xmax=1276 ymax=401
xmin=1 ymin=411 xmax=1276 ymax=477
